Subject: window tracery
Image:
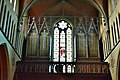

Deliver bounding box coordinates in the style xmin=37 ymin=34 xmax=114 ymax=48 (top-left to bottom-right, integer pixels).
xmin=51 ymin=20 xmax=74 ymax=73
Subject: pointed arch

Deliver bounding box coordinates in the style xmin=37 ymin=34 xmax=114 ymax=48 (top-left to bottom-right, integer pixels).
xmin=88 ymin=18 xmax=99 ymax=57
xmin=117 ymin=50 xmax=120 ymax=80
xmin=76 ymin=18 xmax=86 ymax=57
xmin=49 ymin=19 xmax=75 ymax=73
xmin=26 ymin=19 xmax=38 ymax=57
xmin=19 ymin=0 xmax=107 ymax=31
xmin=52 ymin=20 xmax=73 ymax=62
xmin=0 ymin=43 xmax=9 ymax=80
xmin=39 ymin=18 xmax=50 ymax=57
xmin=26 ymin=17 xmax=50 ymax=57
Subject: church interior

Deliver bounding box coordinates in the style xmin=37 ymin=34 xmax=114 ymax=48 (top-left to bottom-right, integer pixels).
xmin=0 ymin=0 xmax=120 ymax=80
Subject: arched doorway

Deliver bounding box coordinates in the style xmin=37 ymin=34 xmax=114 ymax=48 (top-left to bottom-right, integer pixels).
xmin=118 ymin=51 xmax=120 ymax=80
xmin=118 ymin=60 xmax=120 ymax=80
xmin=0 ymin=43 xmax=9 ymax=80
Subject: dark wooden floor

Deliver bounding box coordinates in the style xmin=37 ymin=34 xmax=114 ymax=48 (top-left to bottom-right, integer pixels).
xmin=14 ymin=73 xmax=112 ymax=80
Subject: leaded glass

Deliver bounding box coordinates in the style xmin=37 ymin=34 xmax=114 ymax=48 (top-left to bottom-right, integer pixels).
xmin=53 ymin=28 xmax=59 ymax=60
xmin=54 ymin=28 xmax=59 ymax=34
xmin=67 ymin=65 xmax=72 ymax=73
xmin=67 ymin=35 xmax=72 ymax=38
xmin=60 ymin=38 xmax=65 ymax=43
xmin=60 ymin=42 xmax=65 ymax=47
xmin=54 ymin=39 xmax=59 ymax=43
xmin=52 ymin=20 xmax=74 ymax=73
xmin=54 ymin=47 xmax=59 ymax=51
xmin=63 ymin=65 xmax=66 ymax=73
xmin=54 ymin=35 xmax=59 ymax=38
xmin=54 ymin=42 xmax=59 ymax=47
xmin=53 ymin=52 xmax=59 ymax=62
xmin=67 ymin=28 xmax=72 ymax=34
xmin=58 ymin=21 xmax=67 ymax=29
xmin=67 ymin=52 xmax=72 ymax=62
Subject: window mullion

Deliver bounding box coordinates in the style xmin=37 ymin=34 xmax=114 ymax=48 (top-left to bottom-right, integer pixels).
xmin=65 ymin=31 xmax=67 ymax=73
xmin=52 ymin=20 xmax=73 ymax=73
xmin=65 ymin=31 xmax=67 ymax=62
xmin=59 ymin=29 xmax=60 ymax=62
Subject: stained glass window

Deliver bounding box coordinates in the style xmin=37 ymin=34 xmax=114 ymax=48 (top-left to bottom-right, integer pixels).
xmin=53 ymin=20 xmax=72 ymax=62
xmin=52 ymin=20 xmax=74 ymax=73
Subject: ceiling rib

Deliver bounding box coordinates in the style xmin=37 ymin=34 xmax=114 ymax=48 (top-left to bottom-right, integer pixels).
xmin=41 ymin=1 xmax=63 ymax=16
xmin=21 ymin=0 xmax=105 ymax=19
xmin=65 ymin=1 xmax=84 ymax=16
xmin=87 ymin=0 xmax=108 ymax=28
xmin=41 ymin=0 xmax=84 ymax=16
xmin=19 ymin=0 xmax=106 ymax=30
xmin=19 ymin=0 xmax=41 ymax=30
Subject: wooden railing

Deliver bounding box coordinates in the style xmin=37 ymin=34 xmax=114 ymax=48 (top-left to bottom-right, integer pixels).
xmin=75 ymin=62 xmax=109 ymax=73
xmin=24 ymin=57 xmax=49 ymax=61
xmin=16 ymin=61 xmax=49 ymax=73
xmin=16 ymin=61 xmax=109 ymax=74
xmin=0 ymin=0 xmax=23 ymax=58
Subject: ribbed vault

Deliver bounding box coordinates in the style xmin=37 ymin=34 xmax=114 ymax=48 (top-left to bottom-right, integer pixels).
xmin=20 ymin=0 xmax=107 ymax=17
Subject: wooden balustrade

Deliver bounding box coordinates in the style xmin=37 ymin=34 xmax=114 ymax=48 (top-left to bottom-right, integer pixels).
xmin=25 ymin=57 xmax=49 ymax=61
xmin=16 ymin=61 xmax=109 ymax=74
xmin=16 ymin=61 xmax=49 ymax=73
xmin=75 ymin=62 xmax=109 ymax=73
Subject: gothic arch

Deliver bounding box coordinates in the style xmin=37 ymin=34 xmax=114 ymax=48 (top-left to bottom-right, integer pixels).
xmin=117 ymin=50 xmax=120 ymax=80
xmin=19 ymin=0 xmax=107 ymax=31
xmin=53 ymin=18 xmax=73 ymax=28
xmin=0 ymin=43 xmax=9 ymax=80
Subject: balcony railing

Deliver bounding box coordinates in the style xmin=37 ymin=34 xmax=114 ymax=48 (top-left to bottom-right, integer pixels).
xmin=75 ymin=62 xmax=109 ymax=73
xmin=16 ymin=61 xmax=109 ymax=74
xmin=16 ymin=61 xmax=49 ymax=73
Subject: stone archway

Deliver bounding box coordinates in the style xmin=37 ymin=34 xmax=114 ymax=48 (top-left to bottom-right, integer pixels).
xmin=0 ymin=43 xmax=9 ymax=80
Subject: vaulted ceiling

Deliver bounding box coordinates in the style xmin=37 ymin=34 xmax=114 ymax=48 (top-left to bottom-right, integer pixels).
xmin=19 ymin=0 xmax=108 ymax=21
xmin=18 ymin=0 xmax=108 ymax=33
xmin=28 ymin=0 xmax=99 ymax=16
